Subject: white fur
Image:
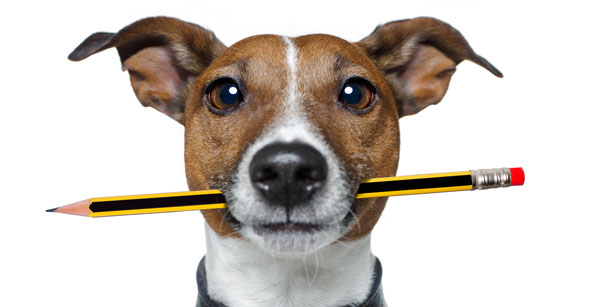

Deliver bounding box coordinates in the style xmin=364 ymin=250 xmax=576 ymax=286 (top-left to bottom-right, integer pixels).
xmin=205 ymin=225 xmax=375 ymax=307
xmin=282 ymin=36 xmax=302 ymax=116
xmin=205 ymin=36 xmax=376 ymax=306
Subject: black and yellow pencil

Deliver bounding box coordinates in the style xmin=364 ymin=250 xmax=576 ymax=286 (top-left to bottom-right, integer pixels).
xmin=47 ymin=167 xmax=524 ymax=217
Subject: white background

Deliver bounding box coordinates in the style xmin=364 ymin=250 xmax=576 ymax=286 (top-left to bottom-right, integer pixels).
xmin=2 ymin=0 xmax=599 ymax=306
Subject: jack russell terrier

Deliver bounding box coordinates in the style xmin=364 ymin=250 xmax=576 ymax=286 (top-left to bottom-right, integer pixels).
xmin=69 ymin=16 xmax=502 ymax=307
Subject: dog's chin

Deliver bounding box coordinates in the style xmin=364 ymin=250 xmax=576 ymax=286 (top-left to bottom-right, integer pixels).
xmin=239 ymin=221 xmax=346 ymax=256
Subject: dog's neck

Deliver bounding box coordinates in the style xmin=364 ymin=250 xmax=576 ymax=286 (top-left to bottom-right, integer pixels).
xmin=202 ymin=224 xmax=383 ymax=307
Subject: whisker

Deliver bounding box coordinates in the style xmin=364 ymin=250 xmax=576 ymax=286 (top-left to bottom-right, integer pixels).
xmin=333 ymin=237 xmax=352 ymax=249
xmin=304 ymin=257 xmax=312 ymax=287
xmin=218 ymin=211 xmax=228 ymax=232
xmin=344 ymin=206 xmax=361 ymax=234
xmin=311 ymin=249 xmax=320 ymax=285
xmin=322 ymin=228 xmax=352 ymax=249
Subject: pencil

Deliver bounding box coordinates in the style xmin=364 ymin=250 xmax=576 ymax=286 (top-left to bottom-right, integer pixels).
xmin=47 ymin=167 xmax=524 ymax=217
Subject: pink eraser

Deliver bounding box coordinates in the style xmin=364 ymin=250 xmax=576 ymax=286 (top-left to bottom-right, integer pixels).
xmin=509 ymin=167 xmax=525 ymax=186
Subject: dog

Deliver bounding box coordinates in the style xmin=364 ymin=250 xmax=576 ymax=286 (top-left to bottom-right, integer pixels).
xmin=69 ymin=16 xmax=501 ymax=307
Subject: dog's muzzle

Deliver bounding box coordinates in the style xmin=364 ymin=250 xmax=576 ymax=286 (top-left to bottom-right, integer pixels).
xmin=228 ymin=135 xmax=352 ymax=254
xmin=249 ymin=142 xmax=327 ymax=208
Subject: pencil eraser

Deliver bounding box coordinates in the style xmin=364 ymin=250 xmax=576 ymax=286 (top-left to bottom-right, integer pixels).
xmin=509 ymin=167 xmax=525 ymax=186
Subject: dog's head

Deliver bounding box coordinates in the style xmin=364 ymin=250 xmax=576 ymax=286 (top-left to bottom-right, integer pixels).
xmin=70 ymin=17 xmax=501 ymax=255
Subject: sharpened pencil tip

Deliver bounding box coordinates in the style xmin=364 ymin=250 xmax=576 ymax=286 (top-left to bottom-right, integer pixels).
xmin=46 ymin=207 xmax=58 ymax=213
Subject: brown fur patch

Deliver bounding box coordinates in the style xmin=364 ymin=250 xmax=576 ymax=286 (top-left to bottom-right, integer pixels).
xmin=183 ymin=35 xmax=290 ymax=237
xmin=292 ymin=35 xmax=400 ymax=240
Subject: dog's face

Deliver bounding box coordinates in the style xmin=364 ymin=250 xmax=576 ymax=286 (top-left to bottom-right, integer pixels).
xmin=70 ymin=17 xmax=501 ymax=255
xmin=186 ymin=34 xmax=401 ymax=254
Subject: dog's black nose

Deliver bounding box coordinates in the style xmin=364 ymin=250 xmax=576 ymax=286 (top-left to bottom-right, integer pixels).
xmin=249 ymin=142 xmax=327 ymax=208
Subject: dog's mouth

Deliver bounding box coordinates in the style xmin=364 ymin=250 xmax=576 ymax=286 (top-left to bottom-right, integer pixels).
xmin=220 ymin=196 xmax=353 ymax=255
xmin=224 ymin=209 xmax=340 ymax=235
xmin=222 ymin=198 xmax=358 ymax=255
xmin=244 ymin=220 xmax=341 ymax=255
xmin=253 ymin=222 xmax=323 ymax=234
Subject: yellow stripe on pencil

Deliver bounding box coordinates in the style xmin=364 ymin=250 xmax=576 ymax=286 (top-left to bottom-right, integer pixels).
xmin=47 ymin=167 xmax=524 ymax=217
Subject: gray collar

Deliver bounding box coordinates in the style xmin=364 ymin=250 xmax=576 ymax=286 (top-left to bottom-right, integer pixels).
xmin=196 ymin=256 xmax=385 ymax=307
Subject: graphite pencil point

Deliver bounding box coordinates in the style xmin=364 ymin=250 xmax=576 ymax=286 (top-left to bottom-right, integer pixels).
xmin=46 ymin=207 xmax=58 ymax=212
xmin=51 ymin=199 xmax=93 ymax=217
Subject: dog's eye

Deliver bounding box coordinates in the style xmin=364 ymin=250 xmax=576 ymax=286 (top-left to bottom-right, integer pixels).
xmin=208 ymin=81 xmax=243 ymax=111
xmin=339 ymin=81 xmax=373 ymax=110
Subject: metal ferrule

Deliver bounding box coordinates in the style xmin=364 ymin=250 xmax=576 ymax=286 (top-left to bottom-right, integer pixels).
xmin=470 ymin=168 xmax=512 ymax=190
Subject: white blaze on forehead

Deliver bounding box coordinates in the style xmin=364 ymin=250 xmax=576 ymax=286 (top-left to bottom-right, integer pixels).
xmin=282 ymin=36 xmax=302 ymax=117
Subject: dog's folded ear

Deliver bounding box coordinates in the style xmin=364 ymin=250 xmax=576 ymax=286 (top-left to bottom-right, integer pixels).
xmin=357 ymin=17 xmax=502 ymax=118
xmin=69 ymin=17 xmax=226 ymax=124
